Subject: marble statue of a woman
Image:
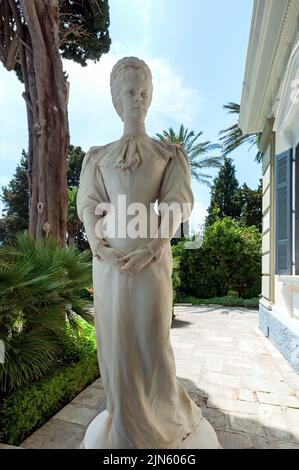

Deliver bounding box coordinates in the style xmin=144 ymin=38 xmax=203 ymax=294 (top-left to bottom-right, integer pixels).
xmin=76 ymin=56 xmax=221 ymax=449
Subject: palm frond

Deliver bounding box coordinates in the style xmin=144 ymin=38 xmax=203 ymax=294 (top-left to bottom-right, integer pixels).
xmin=0 ymin=232 xmax=93 ymax=392
xmin=155 ymin=124 xmax=224 ymax=185
xmin=219 ymin=102 xmax=263 ymax=162
xmin=0 ymin=331 xmax=61 ymax=392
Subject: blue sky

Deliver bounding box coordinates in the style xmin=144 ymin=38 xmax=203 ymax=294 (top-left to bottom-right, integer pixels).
xmin=0 ymin=0 xmax=260 ymax=233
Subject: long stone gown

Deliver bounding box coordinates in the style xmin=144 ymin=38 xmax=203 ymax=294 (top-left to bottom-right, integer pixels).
xmin=77 ymin=135 xmax=220 ymax=449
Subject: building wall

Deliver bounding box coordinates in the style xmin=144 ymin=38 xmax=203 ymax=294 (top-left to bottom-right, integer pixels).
xmin=241 ymin=2 xmax=299 ymax=372
xmin=270 ymin=36 xmax=299 ymax=325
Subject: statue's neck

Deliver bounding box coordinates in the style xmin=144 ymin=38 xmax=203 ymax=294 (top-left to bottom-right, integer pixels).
xmin=123 ymin=120 xmax=147 ymax=137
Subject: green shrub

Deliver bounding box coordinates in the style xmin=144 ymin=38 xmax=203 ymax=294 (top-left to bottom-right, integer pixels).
xmin=243 ymin=298 xmax=260 ymax=309
xmin=0 ymin=351 xmax=99 ymax=445
xmin=227 ymin=290 xmax=239 ymax=297
xmin=0 ymin=314 xmax=99 ymax=445
xmin=56 ymin=317 xmax=97 ymax=365
xmin=172 ymin=257 xmax=181 ymax=302
xmin=0 ymin=232 xmax=93 ymax=392
xmin=172 ymin=239 xmax=187 ymax=294
xmin=177 ymin=218 xmax=261 ymax=299
xmin=175 ymin=295 xmax=259 ymax=309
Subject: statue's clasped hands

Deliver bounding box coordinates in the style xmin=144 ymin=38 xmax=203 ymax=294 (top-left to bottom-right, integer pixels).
xmin=95 ymin=242 xmax=155 ymax=274
xmin=118 ymin=247 xmax=155 ymax=274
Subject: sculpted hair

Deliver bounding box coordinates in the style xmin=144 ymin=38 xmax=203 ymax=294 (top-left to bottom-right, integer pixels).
xmin=110 ymin=56 xmax=153 ymax=120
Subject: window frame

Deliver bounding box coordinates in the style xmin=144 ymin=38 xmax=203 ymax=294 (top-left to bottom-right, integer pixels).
xmin=275 ymin=148 xmax=293 ymax=275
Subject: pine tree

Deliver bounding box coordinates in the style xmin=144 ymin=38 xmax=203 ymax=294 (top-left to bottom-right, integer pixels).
xmin=206 ymin=157 xmax=240 ymax=226
xmin=0 ymin=146 xmax=88 ymax=248
xmin=238 ymin=180 xmax=262 ymax=231
xmin=67 ymin=145 xmax=85 ymax=187
xmin=0 ymin=150 xmax=29 ymax=244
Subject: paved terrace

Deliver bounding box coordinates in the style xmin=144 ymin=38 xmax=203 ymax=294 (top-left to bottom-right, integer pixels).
xmin=2 ymin=305 xmax=299 ymax=449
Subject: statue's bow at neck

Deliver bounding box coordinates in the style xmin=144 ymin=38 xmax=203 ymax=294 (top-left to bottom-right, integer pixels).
xmin=96 ymin=134 xmax=176 ymax=175
xmin=115 ymin=135 xmax=145 ymax=175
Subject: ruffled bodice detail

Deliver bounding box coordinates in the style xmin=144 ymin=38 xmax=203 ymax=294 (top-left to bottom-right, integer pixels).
xmin=85 ymin=135 xmax=180 ymax=175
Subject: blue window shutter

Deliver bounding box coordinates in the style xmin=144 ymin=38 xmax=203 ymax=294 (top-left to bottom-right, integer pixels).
xmin=275 ymin=149 xmax=292 ymax=274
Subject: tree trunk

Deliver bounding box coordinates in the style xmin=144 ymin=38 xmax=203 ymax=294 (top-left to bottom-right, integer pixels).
xmin=20 ymin=0 xmax=69 ymax=246
xmin=66 ymin=219 xmax=79 ymax=246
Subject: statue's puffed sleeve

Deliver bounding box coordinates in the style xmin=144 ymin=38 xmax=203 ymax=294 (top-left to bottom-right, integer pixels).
xmin=76 ymin=147 xmax=110 ymax=257
xmin=146 ymin=145 xmax=194 ymax=261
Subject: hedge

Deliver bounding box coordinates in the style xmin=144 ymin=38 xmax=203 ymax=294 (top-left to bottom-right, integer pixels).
xmin=176 ymin=295 xmax=259 ymax=309
xmin=175 ymin=218 xmax=262 ymax=299
xmin=0 ymin=351 xmax=99 ymax=446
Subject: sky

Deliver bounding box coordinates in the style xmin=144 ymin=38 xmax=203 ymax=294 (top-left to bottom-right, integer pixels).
xmin=0 ymin=0 xmax=260 ymax=234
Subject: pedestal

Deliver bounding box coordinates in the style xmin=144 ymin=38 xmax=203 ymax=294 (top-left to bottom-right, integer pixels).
xmin=81 ymin=410 xmax=221 ymax=449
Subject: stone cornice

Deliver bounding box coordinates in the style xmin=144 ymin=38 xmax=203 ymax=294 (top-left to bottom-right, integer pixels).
xmin=273 ymin=37 xmax=299 ymax=146
xmin=239 ymin=0 xmax=299 ymax=134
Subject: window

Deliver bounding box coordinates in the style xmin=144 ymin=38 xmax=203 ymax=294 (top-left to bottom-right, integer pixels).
xmin=275 ymin=149 xmax=292 ymax=274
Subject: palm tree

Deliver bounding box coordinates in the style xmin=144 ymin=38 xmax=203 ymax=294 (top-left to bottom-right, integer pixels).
xmin=0 ymin=232 xmax=93 ymax=391
xmin=219 ymin=102 xmax=262 ymax=162
xmin=156 ymin=124 xmax=223 ymax=187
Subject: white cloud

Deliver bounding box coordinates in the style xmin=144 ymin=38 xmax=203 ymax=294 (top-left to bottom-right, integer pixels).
xmin=0 ymin=64 xmax=27 ymax=164
xmin=0 ymin=3 xmax=203 ymax=215
xmin=148 ymin=57 xmax=201 ymax=125
xmin=63 ymin=48 xmax=201 ymax=149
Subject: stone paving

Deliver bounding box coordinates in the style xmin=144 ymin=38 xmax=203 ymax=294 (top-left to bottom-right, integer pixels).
xmin=3 ymin=305 xmax=299 ymax=449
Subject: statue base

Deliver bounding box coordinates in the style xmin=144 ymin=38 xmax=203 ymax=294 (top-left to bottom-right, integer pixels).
xmin=80 ymin=410 xmax=222 ymax=449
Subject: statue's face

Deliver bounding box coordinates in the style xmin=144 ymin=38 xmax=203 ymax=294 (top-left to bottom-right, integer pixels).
xmin=117 ymin=70 xmax=152 ymax=123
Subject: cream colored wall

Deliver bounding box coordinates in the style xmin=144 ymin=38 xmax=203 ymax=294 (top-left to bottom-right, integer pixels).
xmin=263 ymin=36 xmax=299 ymax=318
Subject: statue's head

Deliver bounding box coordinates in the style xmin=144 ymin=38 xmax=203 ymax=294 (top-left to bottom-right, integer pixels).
xmin=110 ymin=57 xmax=153 ymax=123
